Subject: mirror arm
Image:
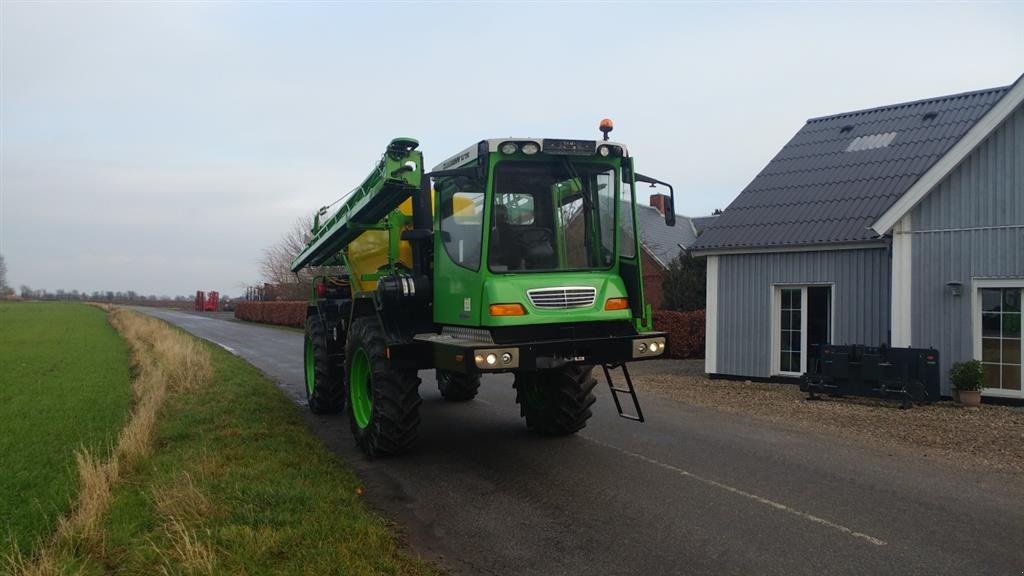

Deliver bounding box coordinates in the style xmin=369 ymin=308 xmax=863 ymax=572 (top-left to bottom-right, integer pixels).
xmin=634 ymin=172 xmax=676 ymax=227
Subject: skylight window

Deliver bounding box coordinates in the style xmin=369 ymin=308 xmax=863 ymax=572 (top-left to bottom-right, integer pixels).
xmin=845 ymin=131 xmax=897 ymax=152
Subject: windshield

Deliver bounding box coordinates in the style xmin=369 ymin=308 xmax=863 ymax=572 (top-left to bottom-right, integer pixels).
xmin=489 ymin=161 xmax=617 ymax=273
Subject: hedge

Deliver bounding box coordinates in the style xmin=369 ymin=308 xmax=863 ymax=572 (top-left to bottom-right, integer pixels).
xmin=234 ymin=302 xmax=706 ymax=360
xmin=652 ymin=309 xmax=705 ymax=359
xmin=234 ymin=301 xmax=306 ymax=328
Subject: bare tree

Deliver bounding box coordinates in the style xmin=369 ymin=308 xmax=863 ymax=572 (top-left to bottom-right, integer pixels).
xmin=260 ymin=215 xmax=318 ymax=286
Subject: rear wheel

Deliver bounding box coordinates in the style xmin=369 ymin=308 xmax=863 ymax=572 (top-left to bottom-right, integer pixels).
xmin=345 ymin=316 xmax=422 ymax=457
xmin=304 ymin=316 xmax=344 ymax=414
xmin=514 ymin=365 xmax=597 ymax=435
xmin=436 ymin=369 xmax=480 ymax=402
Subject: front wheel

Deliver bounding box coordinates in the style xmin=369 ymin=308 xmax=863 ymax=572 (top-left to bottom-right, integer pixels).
xmin=514 ymin=365 xmax=597 ymax=435
xmin=436 ymin=369 xmax=480 ymax=402
xmin=345 ymin=316 xmax=422 ymax=457
xmin=304 ymin=316 xmax=344 ymax=414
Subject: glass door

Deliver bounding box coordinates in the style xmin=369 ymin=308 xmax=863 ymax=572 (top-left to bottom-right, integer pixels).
xmin=980 ymin=288 xmax=1022 ymax=395
xmin=774 ymin=285 xmax=833 ymax=376
xmin=778 ymin=288 xmax=803 ymax=375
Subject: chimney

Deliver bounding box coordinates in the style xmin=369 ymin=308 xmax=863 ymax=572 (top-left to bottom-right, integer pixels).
xmin=649 ymin=193 xmax=669 ymax=215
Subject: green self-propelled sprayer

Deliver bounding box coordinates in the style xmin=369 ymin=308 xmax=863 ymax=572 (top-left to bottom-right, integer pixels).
xmin=292 ymin=120 xmax=677 ymax=456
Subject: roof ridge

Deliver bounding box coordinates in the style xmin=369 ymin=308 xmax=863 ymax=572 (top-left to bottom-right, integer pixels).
xmin=805 ymin=85 xmax=1010 ymax=124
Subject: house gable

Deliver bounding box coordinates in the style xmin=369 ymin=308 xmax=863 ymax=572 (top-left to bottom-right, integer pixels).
xmin=694 ymin=84 xmax=1012 ymax=254
xmin=873 ymin=75 xmax=1024 ymax=234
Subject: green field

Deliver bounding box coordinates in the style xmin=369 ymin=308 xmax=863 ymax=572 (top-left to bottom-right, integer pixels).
xmin=0 ymin=302 xmax=133 ymax=553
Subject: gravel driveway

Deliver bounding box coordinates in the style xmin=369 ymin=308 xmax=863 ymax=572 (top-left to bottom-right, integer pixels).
xmin=633 ymin=360 xmax=1024 ymax=476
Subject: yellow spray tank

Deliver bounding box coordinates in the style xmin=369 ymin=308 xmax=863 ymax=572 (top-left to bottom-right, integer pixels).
xmin=345 ymin=198 xmax=416 ymax=293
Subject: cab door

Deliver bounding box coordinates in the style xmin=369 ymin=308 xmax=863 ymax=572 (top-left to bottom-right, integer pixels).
xmin=619 ymin=159 xmax=646 ymax=320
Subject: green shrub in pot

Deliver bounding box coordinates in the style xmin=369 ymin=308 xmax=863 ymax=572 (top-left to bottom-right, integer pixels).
xmin=949 ymin=360 xmax=984 ymax=391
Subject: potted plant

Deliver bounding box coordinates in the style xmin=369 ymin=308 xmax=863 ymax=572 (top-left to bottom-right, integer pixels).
xmin=949 ymin=360 xmax=984 ymax=407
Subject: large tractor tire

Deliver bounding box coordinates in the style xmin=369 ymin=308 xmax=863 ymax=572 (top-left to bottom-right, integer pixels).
xmin=345 ymin=316 xmax=422 ymax=457
xmin=436 ymin=369 xmax=480 ymax=402
xmin=303 ymin=316 xmax=345 ymax=414
xmin=513 ymin=365 xmax=597 ymax=435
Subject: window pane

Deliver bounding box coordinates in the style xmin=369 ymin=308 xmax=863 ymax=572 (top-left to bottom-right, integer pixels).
xmin=982 ymin=313 xmax=1001 ymax=337
xmin=782 ymin=310 xmax=792 ymax=330
xmin=983 ymin=364 xmax=1001 ymax=388
xmin=1003 ymin=365 xmax=1021 ymax=390
xmin=1003 ymin=313 xmax=1021 ymax=338
xmin=781 ymin=352 xmax=792 ymax=373
xmin=1003 ymin=339 xmax=1021 ymax=365
xmin=791 ymin=310 xmax=801 ymax=330
xmin=982 ymin=289 xmax=1002 ymax=312
xmin=791 ymin=331 xmax=802 ymax=352
xmin=619 ymin=180 xmax=636 ymax=258
xmin=440 ymin=185 xmax=484 ymax=270
xmin=792 ymin=352 xmax=802 ymax=372
xmin=982 ymin=338 xmax=1001 ymax=362
xmin=1003 ymin=289 xmax=1021 ymax=313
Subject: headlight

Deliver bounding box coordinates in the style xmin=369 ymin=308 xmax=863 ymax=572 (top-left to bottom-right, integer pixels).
xmin=598 ymin=145 xmax=611 ymax=157
xmin=521 ymin=142 xmax=540 ymax=155
xmin=473 ymin=348 xmax=520 ymax=369
xmin=500 ymin=142 xmax=519 ymax=155
xmin=633 ymin=337 xmax=666 ymax=359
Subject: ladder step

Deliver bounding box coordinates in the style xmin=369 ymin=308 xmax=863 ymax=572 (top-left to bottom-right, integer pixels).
xmin=602 ymin=364 xmax=645 ymax=423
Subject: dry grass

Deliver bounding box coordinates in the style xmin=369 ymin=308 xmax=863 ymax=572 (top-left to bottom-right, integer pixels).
xmin=151 ymin=519 xmax=217 ymax=576
xmin=6 ymin=309 xmax=213 ymax=575
xmin=636 ymin=372 xmax=1024 ymax=476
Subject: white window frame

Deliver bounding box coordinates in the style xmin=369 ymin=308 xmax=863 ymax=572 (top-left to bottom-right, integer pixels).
xmin=971 ymin=278 xmax=1024 ymax=399
xmin=770 ymin=283 xmax=835 ymax=377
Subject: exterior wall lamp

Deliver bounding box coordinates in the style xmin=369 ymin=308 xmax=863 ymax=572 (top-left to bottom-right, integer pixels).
xmin=946 ymin=281 xmax=963 ymax=297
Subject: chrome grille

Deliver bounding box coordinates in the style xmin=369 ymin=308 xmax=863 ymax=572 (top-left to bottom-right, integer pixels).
xmin=527 ymin=287 xmax=597 ymax=310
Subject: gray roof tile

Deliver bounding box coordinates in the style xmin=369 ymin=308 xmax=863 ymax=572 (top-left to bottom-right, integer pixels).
xmin=694 ymin=85 xmax=1011 ymax=251
xmin=630 ymin=203 xmax=697 ymax=266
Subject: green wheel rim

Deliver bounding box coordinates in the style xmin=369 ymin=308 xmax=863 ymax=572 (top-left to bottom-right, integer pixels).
xmin=349 ymin=348 xmax=372 ymax=429
xmin=303 ymin=335 xmax=315 ymax=397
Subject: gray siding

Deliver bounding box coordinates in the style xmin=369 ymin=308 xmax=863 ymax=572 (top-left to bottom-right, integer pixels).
xmin=910 ymin=103 xmax=1024 ymax=394
xmin=716 ymin=248 xmax=890 ymax=378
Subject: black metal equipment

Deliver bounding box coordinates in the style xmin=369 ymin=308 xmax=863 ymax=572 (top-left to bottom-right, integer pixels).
xmin=602 ymin=363 xmax=644 ymax=422
xmin=800 ymin=344 xmax=940 ymax=408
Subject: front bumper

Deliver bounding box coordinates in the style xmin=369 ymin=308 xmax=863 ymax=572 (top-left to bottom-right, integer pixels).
xmin=415 ymin=331 xmax=668 ymax=374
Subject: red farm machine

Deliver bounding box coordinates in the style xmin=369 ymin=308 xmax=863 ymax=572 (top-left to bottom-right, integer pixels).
xmin=194 ymin=290 xmax=219 ymax=312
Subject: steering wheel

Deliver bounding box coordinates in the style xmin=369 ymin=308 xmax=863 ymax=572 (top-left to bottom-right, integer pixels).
xmin=516 ymin=227 xmax=552 ymax=248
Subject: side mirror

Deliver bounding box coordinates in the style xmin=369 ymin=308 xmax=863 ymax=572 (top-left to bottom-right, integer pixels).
xmin=633 ymin=171 xmax=677 ymax=227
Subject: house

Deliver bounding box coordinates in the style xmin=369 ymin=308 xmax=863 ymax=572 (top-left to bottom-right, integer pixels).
xmin=693 ymin=75 xmax=1024 ymax=399
xmin=691 ymin=214 xmax=720 ymax=235
xmin=634 ymin=194 xmax=699 ymax=308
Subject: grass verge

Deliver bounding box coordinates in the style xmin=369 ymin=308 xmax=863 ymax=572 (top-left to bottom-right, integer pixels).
xmin=6 ymin=307 xmax=438 ymax=575
xmin=0 ymin=302 xmax=133 ymax=556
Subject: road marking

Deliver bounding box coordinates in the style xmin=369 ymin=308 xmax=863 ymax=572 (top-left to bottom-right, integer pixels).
xmin=213 ymin=341 xmax=237 ymax=355
xmin=583 ymin=436 xmax=887 ymax=547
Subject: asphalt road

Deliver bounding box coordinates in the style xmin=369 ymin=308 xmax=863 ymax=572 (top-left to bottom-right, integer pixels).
xmin=136 ymin=307 xmax=1024 ymax=576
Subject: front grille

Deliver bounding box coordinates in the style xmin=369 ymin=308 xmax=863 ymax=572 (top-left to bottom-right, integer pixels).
xmin=527 ymin=287 xmax=597 ymax=310
xmin=441 ymin=326 xmax=494 ymax=344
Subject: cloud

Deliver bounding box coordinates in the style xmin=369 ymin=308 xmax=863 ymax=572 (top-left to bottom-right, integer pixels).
xmin=2 ymin=2 xmax=1022 ymax=294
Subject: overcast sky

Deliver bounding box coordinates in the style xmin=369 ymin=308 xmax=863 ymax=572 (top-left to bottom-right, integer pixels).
xmin=2 ymin=2 xmax=1022 ymax=296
